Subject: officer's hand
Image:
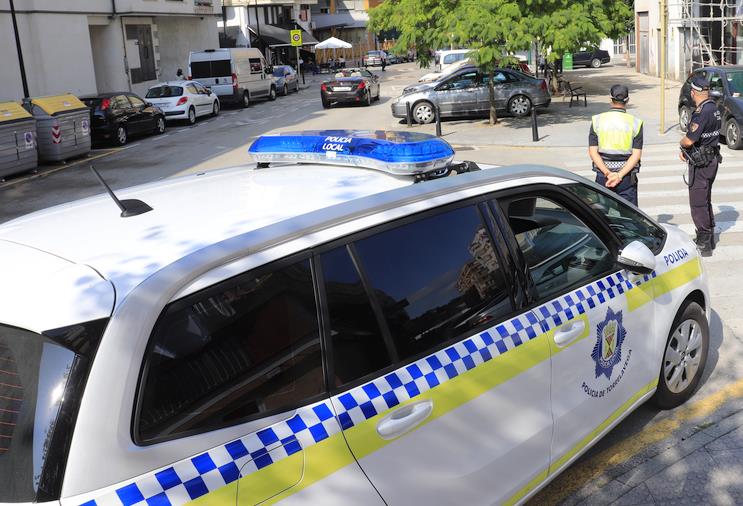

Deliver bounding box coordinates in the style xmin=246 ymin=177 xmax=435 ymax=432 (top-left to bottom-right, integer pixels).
xmin=605 ymin=174 xmax=621 ymax=188
xmin=679 ymin=151 xmax=686 ymax=162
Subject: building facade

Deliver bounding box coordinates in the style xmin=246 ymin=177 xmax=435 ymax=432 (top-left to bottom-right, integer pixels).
xmin=0 ymin=0 xmax=220 ymax=101
xmin=310 ymin=0 xmax=380 ymax=66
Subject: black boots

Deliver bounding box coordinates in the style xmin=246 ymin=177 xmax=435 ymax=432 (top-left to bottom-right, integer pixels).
xmin=695 ymin=231 xmax=714 ymax=256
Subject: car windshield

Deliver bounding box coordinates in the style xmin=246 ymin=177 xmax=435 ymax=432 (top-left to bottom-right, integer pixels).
xmin=146 ymin=86 xmax=183 ymax=98
xmin=272 ymin=67 xmax=286 ymax=77
xmin=0 ymin=320 xmax=107 ymax=502
xmin=367 ymin=51 xmax=382 ymax=56
xmin=726 ymin=71 xmax=743 ymax=96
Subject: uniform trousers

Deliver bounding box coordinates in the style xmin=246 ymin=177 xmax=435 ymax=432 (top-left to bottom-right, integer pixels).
xmin=595 ymin=173 xmax=638 ymax=206
xmin=688 ymin=159 xmax=718 ymax=234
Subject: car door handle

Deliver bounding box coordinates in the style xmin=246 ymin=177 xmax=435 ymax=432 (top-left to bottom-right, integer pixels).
xmin=553 ymin=320 xmax=585 ymax=348
xmin=376 ymin=400 xmax=433 ymax=440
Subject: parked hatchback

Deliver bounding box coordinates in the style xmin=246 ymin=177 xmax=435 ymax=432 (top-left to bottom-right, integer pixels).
xmin=80 ymin=92 xmax=165 ymax=146
xmin=0 ymin=130 xmax=709 ymax=506
xmin=393 ymin=66 xmax=550 ymax=123
xmin=678 ymin=66 xmax=743 ymax=149
xmin=272 ymin=65 xmax=300 ymax=96
xmin=146 ymin=81 xmax=220 ymax=125
xmin=572 ymin=48 xmax=611 ymax=68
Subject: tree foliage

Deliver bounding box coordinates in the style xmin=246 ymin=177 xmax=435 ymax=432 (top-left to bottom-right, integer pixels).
xmin=369 ymin=0 xmax=633 ymax=124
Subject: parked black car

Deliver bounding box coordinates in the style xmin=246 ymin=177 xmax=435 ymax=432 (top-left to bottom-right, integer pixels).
xmin=572 ymin=48 xmax=611 ymax=68
xmin=321 ymin=68 xmax=381 ymax=108
xmin=80 ymin=92 xmax=166 ymax=146
xmin=679 ymin=66 xmax=743 ymax=149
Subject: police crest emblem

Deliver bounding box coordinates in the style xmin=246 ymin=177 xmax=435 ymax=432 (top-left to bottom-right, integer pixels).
xmin=591 ymin=307 xmax=626 ymax=379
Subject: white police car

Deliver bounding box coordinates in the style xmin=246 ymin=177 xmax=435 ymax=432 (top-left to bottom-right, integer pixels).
xmin=0 ymin=131 xmax=709 ymax=506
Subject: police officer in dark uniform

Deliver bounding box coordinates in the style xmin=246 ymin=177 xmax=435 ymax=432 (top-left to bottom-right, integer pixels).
xmin=680 ymin=75 xmax=722 ymax=256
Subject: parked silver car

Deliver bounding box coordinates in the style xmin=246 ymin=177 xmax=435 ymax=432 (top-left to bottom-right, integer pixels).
xmin=392 ymin=66 xmax=551 ymax=123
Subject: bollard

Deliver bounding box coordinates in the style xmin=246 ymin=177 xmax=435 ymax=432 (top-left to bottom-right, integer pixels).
xmin=531 ymin=107 xmax=539 ymax=142
xmin=406 ymin=102 xmax=412 ymax=127
xmin=435 ymin=104 xmax=442 ymax=137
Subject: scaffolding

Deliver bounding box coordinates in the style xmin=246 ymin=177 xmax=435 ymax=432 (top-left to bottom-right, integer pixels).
xmin=674 ymin=0 xmax=743 ymax=69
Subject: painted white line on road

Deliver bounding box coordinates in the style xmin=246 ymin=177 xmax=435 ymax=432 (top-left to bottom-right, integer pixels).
xmin=698 ymin=244 xmax=743 ymax=263
xmin=640 ymin=186 xmax=743 ymax=198
xmin=640 ymin=201 xmax=742 ymax=217
xmin=570 ymin=172 xmax=743 ymax=185
xmin=672 ymin=221 xmax=742 ymax=236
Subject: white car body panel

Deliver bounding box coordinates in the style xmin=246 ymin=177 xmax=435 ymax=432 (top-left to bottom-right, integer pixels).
xmin=147 ymin=81 xmax=216 ymax=121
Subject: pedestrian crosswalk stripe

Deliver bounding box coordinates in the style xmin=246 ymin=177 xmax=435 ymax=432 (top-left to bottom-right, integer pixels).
xmin=696 ymin=244 xmax=743 ymax=263
xmin=641 ymin=187 xmax=743 ymax=198
xmin=639 ymin=201 xmax=742 ymax=217
xmin=671 ymin=221 xmax=741 ymax=236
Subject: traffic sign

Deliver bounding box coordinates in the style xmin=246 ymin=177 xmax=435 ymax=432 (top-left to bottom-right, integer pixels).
xmin=291 ymin=29 xmax=302 ymax=47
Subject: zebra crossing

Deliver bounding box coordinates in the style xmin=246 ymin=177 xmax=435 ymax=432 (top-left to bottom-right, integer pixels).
xmin=564 ymin=143 xmax=743 ymax=265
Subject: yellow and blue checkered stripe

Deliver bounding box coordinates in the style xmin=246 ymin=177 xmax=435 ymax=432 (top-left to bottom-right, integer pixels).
xmin=79 ymin=269 xmax=658 ymax=506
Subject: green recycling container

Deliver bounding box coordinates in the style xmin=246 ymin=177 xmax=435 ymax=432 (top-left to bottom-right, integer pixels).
xmin=563 ymin=53 xmax=573 ymax=71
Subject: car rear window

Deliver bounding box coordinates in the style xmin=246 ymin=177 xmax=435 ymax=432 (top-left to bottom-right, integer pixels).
xmin=0 ymin=320 xmax=107 ymax=502
xmin=81 ymin=98 xmax=100 ymax=109
xmin=190 ymin=59 xmax=232 ymax=79
xmin=146 ymin=86 xmax=184 ymax=98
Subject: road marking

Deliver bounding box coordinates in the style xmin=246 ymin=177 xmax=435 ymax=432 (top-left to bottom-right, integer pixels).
xmin=538 ymin=376 xmax=743 ymax=505
xmin=640 ymin=200 xmax=742 ymax=217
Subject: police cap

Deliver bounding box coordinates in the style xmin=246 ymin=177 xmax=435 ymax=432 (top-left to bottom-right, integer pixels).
xmin=610 ymin=84 xmax=629 ymax=103
xmin=690 ymin=74 xmax=710 ymax=91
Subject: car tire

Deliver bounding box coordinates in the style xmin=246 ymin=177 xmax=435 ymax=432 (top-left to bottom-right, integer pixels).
xmin=212 ymin=101 xmax=220 ymax=117
xmin=679 ymin=106 xmax=693 ymax=132
xmin=269 ymin=86 xmax=277 ymax=101
xmin=412 ymin=101 xmax=435 ymax=124
xmin=508 ymin=95 xmax=532 ymax=117
xmin=154 ymin=116 xmax=166 ymax=135
xmin=653 ymin=301 xmax=709 ymax=410
xmin=726 ymin=118 xmax=743 ymax=150
xmin=322 ymin=97 xmax=331 ymax=109
xmin=114 ymin=125 xmax=127 ymax=146
xmin=591 ymin=58 xmax=602 ymax=68
xmin=282 ymin=84 xmax=289 ymax=96
xmin=187 ymin=107 xmax=197 ymax=125
xmin=241 ymin=91 xmax=250 ymax=108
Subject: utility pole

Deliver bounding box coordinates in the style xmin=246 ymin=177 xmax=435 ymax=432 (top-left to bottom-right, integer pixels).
xmin=10 ymin=0 xmax=30 ymax=98
xmin=660 ymin=0 xmax=666 ymax=134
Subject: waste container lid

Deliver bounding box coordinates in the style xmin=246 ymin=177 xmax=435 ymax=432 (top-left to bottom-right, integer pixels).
xmin=31 ymin=94 xmax=87 ymax=116
xmin=0 ymin=101 xmax=32 ymax=124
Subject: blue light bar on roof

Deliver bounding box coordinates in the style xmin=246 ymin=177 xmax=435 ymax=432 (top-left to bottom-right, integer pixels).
xmin=248 ymin=130 xmax=455 ymax=175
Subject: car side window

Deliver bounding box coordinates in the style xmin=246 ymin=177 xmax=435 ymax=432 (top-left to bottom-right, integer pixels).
xmin=564 ymin=183 xmax=666 ymax=253
xmin=249 ymin=58 xmax=262 ymax=74
xmin=186 ymin=84 xmax=199 ymax=95
xmin=128 ymin=95 xmax=145 ymax=107
xmin=112 ymin=95 xmax=131 ymax=110
xmin=709 ymin=72 xmax=724 ymax=92
xmin=348 ymin=204 xmax=513 ymax=367
xmin=441 ymin=71 xmax=479 ymax=90
xmin=136 ymin=257 xmax=324 ymax=443
xmin=501 ymin=195 xmax=615 ymax=301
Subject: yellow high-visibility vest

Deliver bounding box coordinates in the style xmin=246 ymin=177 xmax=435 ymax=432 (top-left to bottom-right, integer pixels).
xmin=592 ymin=110 xmax=643 ymax=156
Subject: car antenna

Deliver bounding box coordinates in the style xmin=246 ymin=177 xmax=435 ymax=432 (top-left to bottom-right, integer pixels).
xmin=89 ymin=165 xmax=153 ymax=218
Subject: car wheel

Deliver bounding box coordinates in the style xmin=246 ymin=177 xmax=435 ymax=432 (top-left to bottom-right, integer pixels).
xmin=653 ymin=301 xmax=709 ymax=409
xmin=282 ymin=84 xmax=289 ymax=96
xmin=679 ymin=106 xmax=693 ymax=132
xmin=241 ymin=91 xmax=250 ymax=108
xmin=269 ymin=86 xmax=277 ymax=101
xmin=114 ymin=125 xmax=127 ymax=146
xmin=322 ymin=97 xmax=331 ymax=109
xmin=154 ymin=116 xmax=165 ymax=135
xmin=412 ymin=101 xmax=435 ymax=124
xmin=187 ymin=106 xmax=196 ymax=125
xmin=508 ymin=94 xmax=532 ymax=117
xmin=726 ymin=118 xmax=743 ymax=150
xmin=212 ymin=101 xmax=220 ymax=117
xmin=591 ymin=58 xmax=602 ymax=68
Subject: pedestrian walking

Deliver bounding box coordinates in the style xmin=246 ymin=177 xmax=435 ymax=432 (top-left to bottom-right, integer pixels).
xmin=175 ymin=68 xmax=185 ymax=81
xmin=680 ymin=74 xmax=723 ymax=256
xmin=588 ymin=84 xmax=643 ymax=206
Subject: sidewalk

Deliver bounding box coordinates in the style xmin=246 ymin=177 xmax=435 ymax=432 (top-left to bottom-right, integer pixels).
xmin=397 ymin=64 xmax=684 ymax=148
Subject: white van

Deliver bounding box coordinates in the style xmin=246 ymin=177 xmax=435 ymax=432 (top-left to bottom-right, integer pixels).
xmin=435 ymin=49 xmax=470 ymax=72
xmin=188 ymin=48 xmax=276 ymax=108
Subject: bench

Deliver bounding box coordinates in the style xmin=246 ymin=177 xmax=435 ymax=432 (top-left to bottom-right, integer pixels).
xmin=567 ymin=81 xmax=587 ymax=107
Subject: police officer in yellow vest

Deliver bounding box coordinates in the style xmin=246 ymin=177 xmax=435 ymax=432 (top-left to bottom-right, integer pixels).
xmin=588 ymin=85 xmax=643 ymax=206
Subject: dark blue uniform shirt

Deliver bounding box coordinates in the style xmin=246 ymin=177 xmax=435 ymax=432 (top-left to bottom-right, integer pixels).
xmin=686 ymin=99 xmax=721 ymax=147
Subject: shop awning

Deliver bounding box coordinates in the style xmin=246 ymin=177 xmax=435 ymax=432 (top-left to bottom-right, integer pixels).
xmin=248 ymin=24 xmax=318 ymax=47
xmin=312 ymin=11 xmax=369 ymax=30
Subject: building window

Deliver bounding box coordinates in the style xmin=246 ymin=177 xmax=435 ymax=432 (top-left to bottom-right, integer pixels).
xmin=125 ymin=24 xmax=157 ymax=84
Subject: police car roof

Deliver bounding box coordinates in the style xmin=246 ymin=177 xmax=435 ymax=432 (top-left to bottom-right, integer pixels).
xmin=0 ymin=162 xmax=579 ymax=313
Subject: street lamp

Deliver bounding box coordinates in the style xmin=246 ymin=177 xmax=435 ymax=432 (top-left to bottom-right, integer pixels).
xmin=9 ymin=0 xmax=30 ymax=98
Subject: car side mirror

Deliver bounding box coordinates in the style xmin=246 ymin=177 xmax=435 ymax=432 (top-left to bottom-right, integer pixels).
xmin=616 ymin=240 xmax=656 ymax=275
xmin=711 ymin=89 xmax=723 ymax=99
